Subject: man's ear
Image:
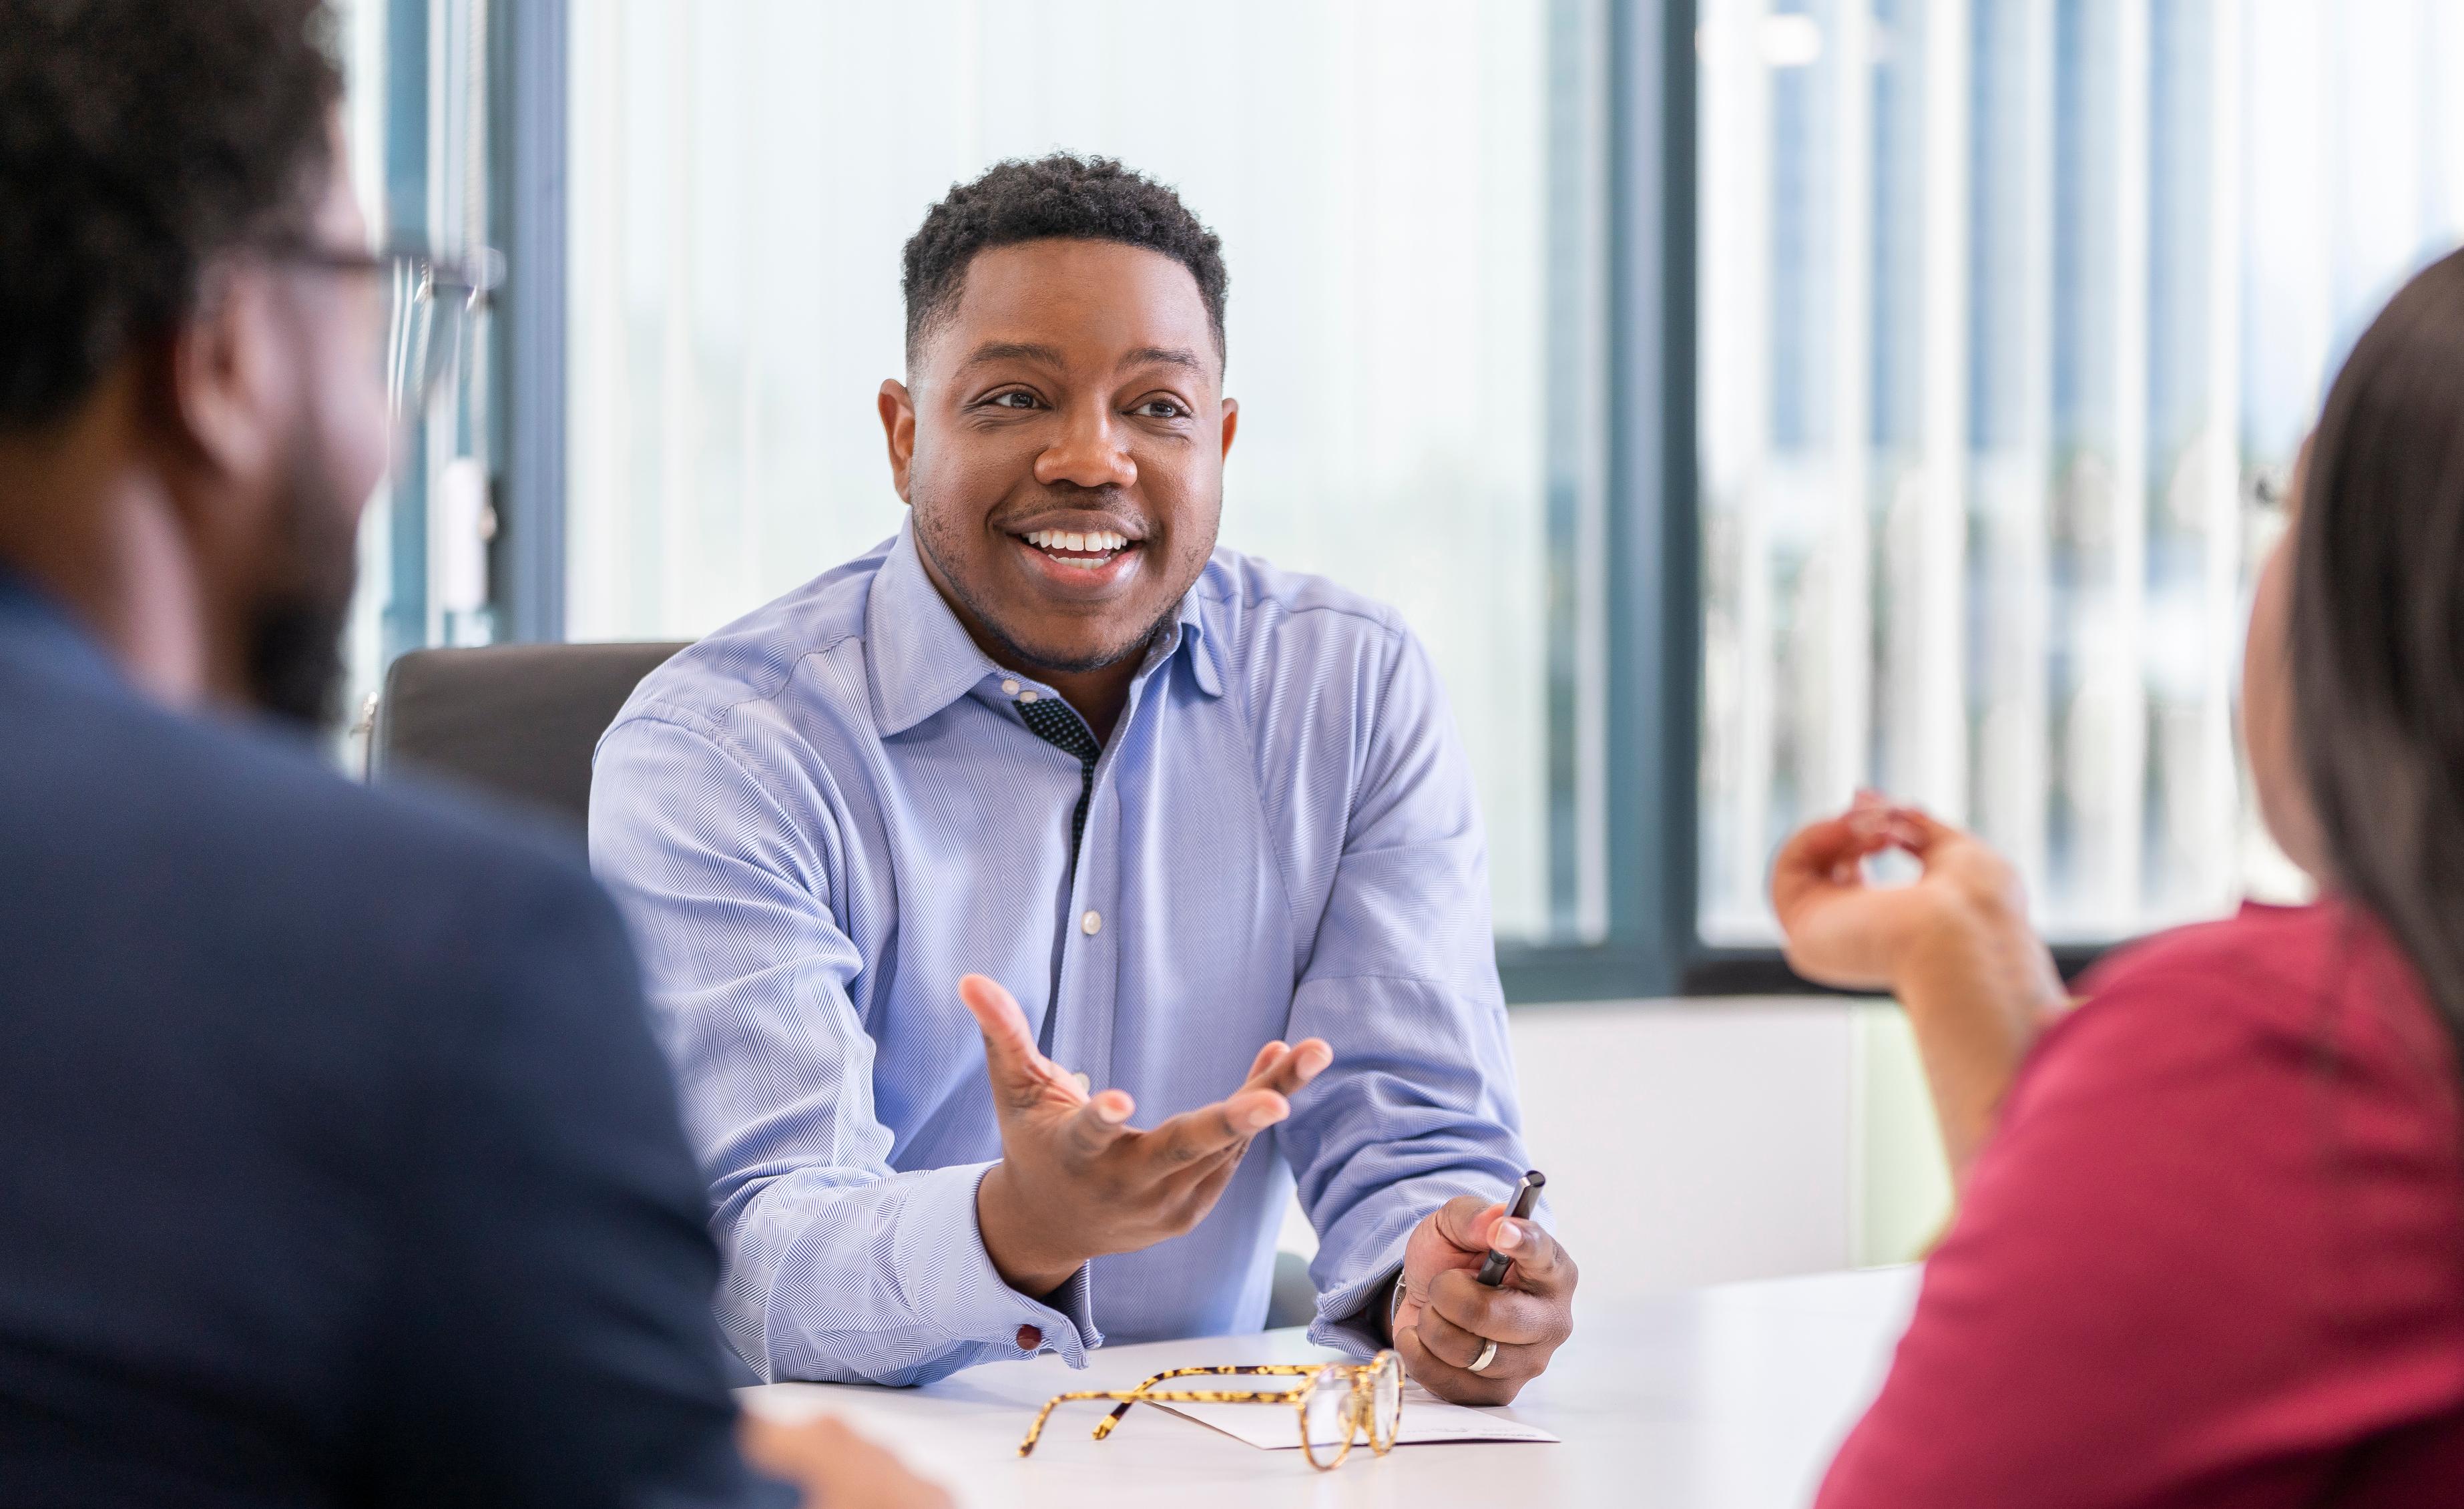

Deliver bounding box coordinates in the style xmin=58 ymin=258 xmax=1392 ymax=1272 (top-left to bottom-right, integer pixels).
xmin=879 ymin=378 xmax=917 ymax=505
xmin=1219 ymin=396 xmax=1238 ymax=461
xmin=164 ymin=266 xmax=289 ymax=492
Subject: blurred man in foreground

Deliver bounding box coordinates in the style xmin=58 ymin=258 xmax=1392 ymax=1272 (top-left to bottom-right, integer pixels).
xmin=0 ymin=4 xmax=939 ymax=1504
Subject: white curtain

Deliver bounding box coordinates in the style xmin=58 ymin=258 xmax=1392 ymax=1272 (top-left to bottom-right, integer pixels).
xmin=565 ymin=0 xmax=1608 ymax=942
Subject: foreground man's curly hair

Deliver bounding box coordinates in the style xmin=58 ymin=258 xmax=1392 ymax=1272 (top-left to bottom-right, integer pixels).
xmin=0 ymin=0 xmax=341 ymax=430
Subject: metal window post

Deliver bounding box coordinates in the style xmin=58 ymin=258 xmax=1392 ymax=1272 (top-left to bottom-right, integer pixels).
xmin=1498 ymin=0 xmax=1700 ymax=1003
xmin=493 ymin=0 xmax=568 ymax=642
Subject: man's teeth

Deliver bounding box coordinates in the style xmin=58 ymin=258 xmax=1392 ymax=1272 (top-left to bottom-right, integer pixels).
xmin=1023 ymin=529 xmax=1131 ymax=555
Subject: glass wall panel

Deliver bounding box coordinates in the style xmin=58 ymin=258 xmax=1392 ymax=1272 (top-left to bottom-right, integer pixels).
xmin=564 ymin=0 xmax=1611 ymax=944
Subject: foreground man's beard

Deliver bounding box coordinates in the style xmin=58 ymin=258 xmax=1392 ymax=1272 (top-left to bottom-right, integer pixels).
xmin=245 ymin=438 xmax=361 ymax=728
xmin=246 ymin=594 xmax=350 ymax=727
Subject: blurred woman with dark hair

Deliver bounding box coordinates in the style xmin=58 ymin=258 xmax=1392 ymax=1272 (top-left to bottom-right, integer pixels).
xmin=1782 ymin=250 xmax=2464 ymax=1506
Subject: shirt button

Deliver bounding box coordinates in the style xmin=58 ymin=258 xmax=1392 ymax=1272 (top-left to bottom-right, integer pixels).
xmin=1020 ymin=690 xmax=1039 ymax=704
xmin=1001 ymin=678 xmax=1020 ymax=696
xmin=1081 ymin=910 xmax=1102 ymax=935
xmin=1017 ymin=1324 xmax=1043 ymax=1351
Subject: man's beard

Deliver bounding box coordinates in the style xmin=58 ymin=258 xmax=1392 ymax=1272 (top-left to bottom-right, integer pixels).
xmin=244 ymin=438 xmax=360 ymax=728
xmin=912 ymin=509 xmax=1180 ymax=677
xmin=966 ymin=590 xmax=1178 ymax=678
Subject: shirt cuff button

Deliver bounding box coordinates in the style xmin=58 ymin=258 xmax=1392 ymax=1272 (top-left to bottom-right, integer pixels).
xmin=1016 ymin=1325 xmax=1044 ymax=1351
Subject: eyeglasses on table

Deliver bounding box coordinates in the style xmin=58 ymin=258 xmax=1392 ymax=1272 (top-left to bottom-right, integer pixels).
xmin=1018 ymin=1350 xmax=1404 ymax=1470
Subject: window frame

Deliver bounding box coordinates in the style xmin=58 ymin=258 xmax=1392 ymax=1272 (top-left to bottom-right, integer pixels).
xmin=491 ymin=0 xmax=567 ymax=644
xmin=1493 ymin=0 xmax=1702 ymax=1003
xmin=1501 ymin=0 xmax=2112 ymax=1002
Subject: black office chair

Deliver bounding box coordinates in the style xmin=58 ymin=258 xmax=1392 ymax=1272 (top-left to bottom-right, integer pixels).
xmin=1266 ymin=1249 xmax=1317 ymax=1331
xmin=371 ymin=641 xmax=692 ymax=846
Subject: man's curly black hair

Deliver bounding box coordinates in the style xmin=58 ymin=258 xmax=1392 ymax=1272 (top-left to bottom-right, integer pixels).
xmin=901 ymin=154 xmax=1229 ymax=370
xmin=0 ymin=0 xmax=342 ymax=432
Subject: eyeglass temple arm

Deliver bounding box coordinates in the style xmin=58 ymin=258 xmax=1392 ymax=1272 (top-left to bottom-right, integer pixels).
xmin=1019 ymin=1391 xmax=1136 ymax=1456
xmin=1020 ymin=1383 xmax=1320 ymax=1454
xmin=1101 ymin=1364 xmax=1321 ymax=1427
xmin=1089 ymin=1387 xmax=1313 ymax=1441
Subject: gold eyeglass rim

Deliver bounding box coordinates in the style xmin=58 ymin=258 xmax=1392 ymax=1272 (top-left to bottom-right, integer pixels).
xmin=1017 ymin=1350 xmax=1405 ymax=1470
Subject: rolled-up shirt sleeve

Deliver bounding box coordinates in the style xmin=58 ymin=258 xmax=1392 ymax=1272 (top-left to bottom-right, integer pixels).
xmin=1272 ymin=628 xmax=1535 ymax=1351
xmin=589 ymin=708 xmax=1098 ymax=1385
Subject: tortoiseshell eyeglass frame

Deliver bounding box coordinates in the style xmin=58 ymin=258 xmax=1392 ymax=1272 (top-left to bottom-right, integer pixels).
xmin=1017 ymin=1351 xmax=1405 ymax=1470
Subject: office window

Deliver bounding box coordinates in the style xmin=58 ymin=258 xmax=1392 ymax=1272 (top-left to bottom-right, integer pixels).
xmin=336 ymin=0 xmax=499 ymax=746
xmin=563 ymin=0 xmax=1612 ymax=945
xmin=1696 ymin=0 xmax=2464 ymax=944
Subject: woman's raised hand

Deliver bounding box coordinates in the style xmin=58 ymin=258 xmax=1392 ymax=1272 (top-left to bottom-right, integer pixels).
xmin=1770 ymin=793 xmax=2069 ymax=1185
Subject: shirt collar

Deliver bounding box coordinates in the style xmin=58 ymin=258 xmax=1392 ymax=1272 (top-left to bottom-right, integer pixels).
xmin=866 ymin=523 xmax=1005 ymax=736
xmin=865 ymin=521 xmax=1224 ymax=736
xmin=1163 ymin=582 xmax=1225 ymax=700
xmin=0 ymin=564 xmax=127 ymax=698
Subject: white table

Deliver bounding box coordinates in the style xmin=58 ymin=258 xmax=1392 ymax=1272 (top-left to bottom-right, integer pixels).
xmin=740 ymin=1266 xmax=1919 ymax=1508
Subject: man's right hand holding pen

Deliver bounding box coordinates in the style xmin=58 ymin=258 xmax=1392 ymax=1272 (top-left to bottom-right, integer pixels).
xmin=1382 ymin=1186 xmax=1577 ymax=1406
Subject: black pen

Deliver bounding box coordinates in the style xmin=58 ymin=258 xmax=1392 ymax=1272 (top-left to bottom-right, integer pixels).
xmin=1475 ymin=1169 xmax=1546 ymax=1286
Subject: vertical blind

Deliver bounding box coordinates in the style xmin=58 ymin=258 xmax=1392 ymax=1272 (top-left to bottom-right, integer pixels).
xmin=1696 ymin=0 xmax=2464 ymax=943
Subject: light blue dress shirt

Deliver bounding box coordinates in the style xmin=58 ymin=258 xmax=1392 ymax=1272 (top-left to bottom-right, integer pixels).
xmin=589 ymin=523 xmax=1531 ymax=1385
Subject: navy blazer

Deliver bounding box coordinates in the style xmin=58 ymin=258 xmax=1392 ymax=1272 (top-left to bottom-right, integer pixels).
xmin=0 ymin=574 xmax=783 ymax=1508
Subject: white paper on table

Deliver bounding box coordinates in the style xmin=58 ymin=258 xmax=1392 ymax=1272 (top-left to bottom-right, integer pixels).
xmin=1150 ymin=1381 xmax=1559 ymax=1450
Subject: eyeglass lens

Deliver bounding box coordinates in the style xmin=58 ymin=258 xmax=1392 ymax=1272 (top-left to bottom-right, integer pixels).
xmin=1369 ymin=1353 xmax=1403 ymax=1451
xmin=1301 ymin=1364 xmax=1356 ymax=1467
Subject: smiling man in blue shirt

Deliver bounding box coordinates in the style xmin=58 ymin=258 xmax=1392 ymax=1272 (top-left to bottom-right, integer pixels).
xmin=590 ymin=154 xmax=1579 ymax=1400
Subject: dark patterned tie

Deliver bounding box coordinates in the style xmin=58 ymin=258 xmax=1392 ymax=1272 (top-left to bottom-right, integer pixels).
xmin=1016 ymin=695 xmax=1099 ymax=860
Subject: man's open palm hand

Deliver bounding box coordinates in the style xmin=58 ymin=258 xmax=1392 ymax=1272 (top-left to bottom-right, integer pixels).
xmin=962 ymin=974 xmax=1330 ymax=1296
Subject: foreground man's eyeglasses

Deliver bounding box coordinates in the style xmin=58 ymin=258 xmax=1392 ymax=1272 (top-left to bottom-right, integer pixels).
xmin=273 ymin=240 xmax=505 ymax=425
xmin=373 ymin=244 xmax=503 ymax=426
xmin=1018 ymin=1351 xmax=1404 ymax=1470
